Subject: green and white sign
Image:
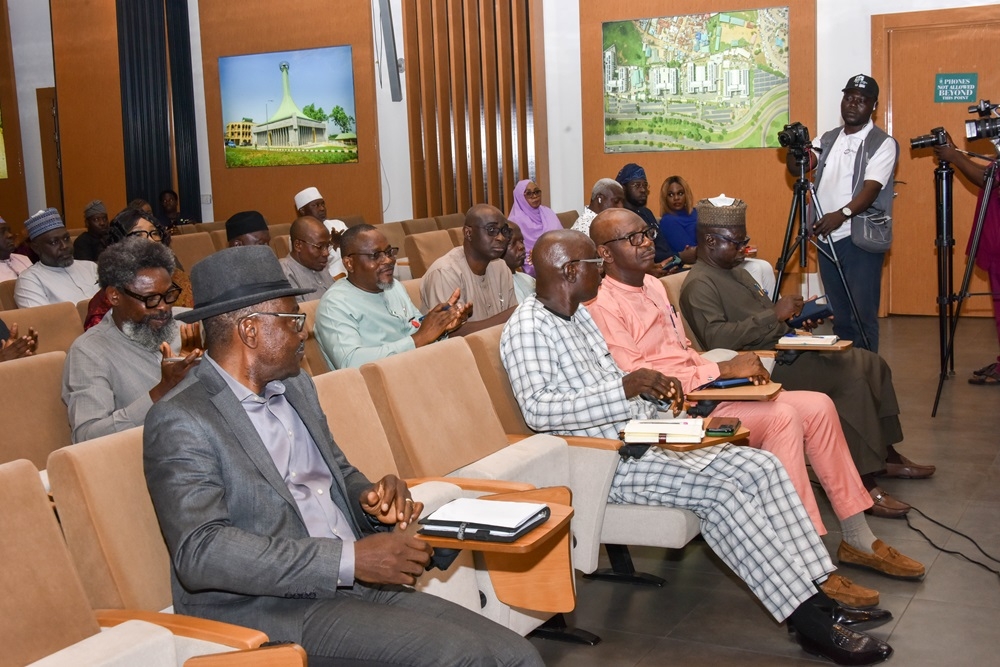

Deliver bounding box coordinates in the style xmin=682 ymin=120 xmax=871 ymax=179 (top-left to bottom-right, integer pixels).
xmin=935 ymin=73 xmax=978 ymax=103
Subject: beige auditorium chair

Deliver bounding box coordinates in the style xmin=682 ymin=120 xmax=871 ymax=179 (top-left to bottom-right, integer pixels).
xmin=271 ymin=234 xmax=291 ymax=259
xmin=356 ymin=338 xmax=647 ymax=576
xmin=0 ymin=351 xmax=72 ymax=471
xmin=435 ymin=212 xmax=466 ymax=230
xmin=659 ymin=272 xmax=699 ymax=347
xmin=447 ymin=226 xmax=464 ymax=246
xmin=2 ymin=458 xmax=305 ymax=667
xmin=556 ymin=210 xmax=580 ymax=229
xmin=464 ymin=325 xmax=701 ymax=583
xmin=0 ymin=301 xmax=83 ymax=354
xmin=76 ymin=299 xmax=90 ymax=325
xmin=313 ymin=368 xmax=575 ymax=637
xmin=0 ymin=278 xmax=17 ymax=309
xmin=194 ymin=221 xmax=225 ymax=233
xmin=296 ymin=298 xmax=330 ymax=375
xmin=400 ymin=216 xmax=437 ymax=235
xmin=268 ymin=222 xmax=292 ymax=238
xmin=403 ymin=229 xmax=455 ymax=279
xmin=169 ymin=231 xmax=216 ymax=271
xmin=400 ymin=277 xmax=424 ymax=314
xmin=341 ymin=214 xmax=366 ymax=228
xmin=209 ymin=229 xmax=228 ymax=251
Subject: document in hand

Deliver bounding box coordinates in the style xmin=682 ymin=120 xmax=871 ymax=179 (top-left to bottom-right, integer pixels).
xmin=622 ymin=418 xmax=706 ymax=444
xmin=418 ymin=498 xmax=551 ymax=542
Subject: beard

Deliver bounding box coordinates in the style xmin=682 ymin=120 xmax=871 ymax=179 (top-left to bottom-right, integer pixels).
xmin=376 ymin=278 xmax=395 ymax=291
xmin=121 ymin=315 xmax=178 ymax=350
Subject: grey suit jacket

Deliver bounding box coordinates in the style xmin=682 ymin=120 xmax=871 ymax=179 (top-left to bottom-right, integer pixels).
xmin=143 ymin=360 xmax=374 ymax=643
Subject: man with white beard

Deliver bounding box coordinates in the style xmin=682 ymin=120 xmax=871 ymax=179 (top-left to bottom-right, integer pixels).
xmin=63 ymin=237 xmax=202 ymax=443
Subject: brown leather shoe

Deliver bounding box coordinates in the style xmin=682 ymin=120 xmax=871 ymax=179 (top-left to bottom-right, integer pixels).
xmin=820 ymin=573 xmax=880 ymax=608
xmin=880 ymin=455 xmax=936 ymax=479
xmin=838 ymin=539 xmax=926 ymax=580
xmin=864 ymin=487 xmax=910 ymax=519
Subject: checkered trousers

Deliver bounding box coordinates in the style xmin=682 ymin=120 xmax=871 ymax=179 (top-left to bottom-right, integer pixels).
xmin=609 ymin=444 xmax=834 ymax=622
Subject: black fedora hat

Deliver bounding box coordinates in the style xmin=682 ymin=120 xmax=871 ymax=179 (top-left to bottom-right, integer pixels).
xmin=176 ymin=246 xmax=311 ymax=323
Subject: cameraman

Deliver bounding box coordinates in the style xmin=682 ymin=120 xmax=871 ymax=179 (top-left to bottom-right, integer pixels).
xmin=787 ymin=74 xmax=898 ymax=352
xmin=934 ymin=137 xmax=1000 ymax=385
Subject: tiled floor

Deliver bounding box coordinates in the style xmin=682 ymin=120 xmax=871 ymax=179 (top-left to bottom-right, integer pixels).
xmin=529 ymin=315 xmax=1000 ymax=666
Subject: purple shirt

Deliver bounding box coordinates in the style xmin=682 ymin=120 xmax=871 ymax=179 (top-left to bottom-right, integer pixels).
xmin=206 ymin=355 xmax=356 ymax=586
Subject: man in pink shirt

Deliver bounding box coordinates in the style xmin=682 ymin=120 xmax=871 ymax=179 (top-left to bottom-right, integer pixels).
xmin=586 ymin=209 xmax=924 ymax=607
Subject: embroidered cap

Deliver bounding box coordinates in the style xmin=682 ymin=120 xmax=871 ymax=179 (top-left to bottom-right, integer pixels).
xmin=24 ymin=208 xmax=66 ymax=240
xmin=842 ymin=74 xmax=879 ymax=100
xmin=294 ymin=187 xmax=323 ymax=211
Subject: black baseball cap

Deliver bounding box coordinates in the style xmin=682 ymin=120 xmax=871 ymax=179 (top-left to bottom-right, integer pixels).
xmin=842 ymin=74 xmax=879 ymax=99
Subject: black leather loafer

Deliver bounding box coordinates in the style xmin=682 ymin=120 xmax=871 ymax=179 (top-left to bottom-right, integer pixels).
xmin=790 ymin=622 xmax=893 ymax=666
xmin=822 ymin=604 xmax=892 ymax=629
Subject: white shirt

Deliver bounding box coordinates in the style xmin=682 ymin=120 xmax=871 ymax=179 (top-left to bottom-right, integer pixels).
xmin=14 ymin=259 xmax=99 ymax=308
xmin=816 ymin=120 xmax=896 ymax=243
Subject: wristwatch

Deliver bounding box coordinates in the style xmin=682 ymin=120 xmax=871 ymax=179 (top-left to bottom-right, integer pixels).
xmin=840 ymin=206 xmax=853 ymax=218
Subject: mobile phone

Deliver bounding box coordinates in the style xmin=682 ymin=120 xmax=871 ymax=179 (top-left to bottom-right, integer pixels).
xmin=694 ymin=377 xmax=753 ymax=391
xmin=640 ymin=393 xmax=676 ymax=411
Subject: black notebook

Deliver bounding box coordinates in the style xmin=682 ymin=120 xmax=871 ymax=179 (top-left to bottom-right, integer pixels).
xmin=418 ymin=498 xmax=551 ymax=543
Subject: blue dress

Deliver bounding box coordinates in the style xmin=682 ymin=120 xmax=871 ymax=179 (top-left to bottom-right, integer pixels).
xmin=659 ymin=209 xmax=699 ymax=256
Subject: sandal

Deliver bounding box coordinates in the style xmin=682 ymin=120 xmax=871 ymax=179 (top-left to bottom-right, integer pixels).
xmin=969 ymin=363 xmax=1000 ymax=385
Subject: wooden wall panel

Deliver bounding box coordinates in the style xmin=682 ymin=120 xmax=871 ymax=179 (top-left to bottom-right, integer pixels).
xmin=0 ymin=0 xmax=28 ymax=227
xmin=198 ymin=0 xmax=383 ymax=225
xmin=50 ymin=0 xmax=127 ymax=230
xmin=579 ymin=1 xmax=816 ymax=273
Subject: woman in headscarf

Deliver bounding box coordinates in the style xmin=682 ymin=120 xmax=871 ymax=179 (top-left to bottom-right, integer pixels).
xmin=83 ymin=208 xmax=193 ymax=329
xmin=507 ymin=179 xmax=563 ymax=276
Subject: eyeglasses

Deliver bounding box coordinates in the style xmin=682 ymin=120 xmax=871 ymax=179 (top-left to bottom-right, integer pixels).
xmin=562 ymin=257 xmax=605 ymax=270
xmin=524 ymin=188 xmax=543 ymax=197
xmin=120 ymin=282 xmax=182 ymax=308
xmin=707 ymin=232 xmax=751 ymax=251
xmin=470 ymin=224 xmax=513 ymax=239
xmin=293 ymin=237 xmax=333 ymax=253
xmin=605 ymin=227 xmax=657 ymax=247
xmin=239 ymin=312 xmax=307 ymax=333
xmin=127 ymin=228 xmax=163 ymax=241
xmin=348 ymin=246 xmax=400 ymax=262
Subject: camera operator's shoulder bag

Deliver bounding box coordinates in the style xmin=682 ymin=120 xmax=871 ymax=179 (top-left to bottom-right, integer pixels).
xmin=816 ymin=126 xmax=899 ymax=253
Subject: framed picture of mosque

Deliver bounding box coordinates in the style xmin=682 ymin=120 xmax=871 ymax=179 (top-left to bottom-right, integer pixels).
xmin=602 ymin=6 xmax=790 ymax=152
xmin=218 ymin=45 xmax=359 ymax=168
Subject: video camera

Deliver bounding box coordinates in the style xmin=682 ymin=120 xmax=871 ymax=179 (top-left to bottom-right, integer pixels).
xmin=965 ymin=99 xmax=1000 ymax=141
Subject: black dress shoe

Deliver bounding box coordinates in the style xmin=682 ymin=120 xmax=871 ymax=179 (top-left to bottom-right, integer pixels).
xmin=820 ymin=604 xmax=893 ymax=629
xmin=790 ymin=622 xmax=893 ymax=666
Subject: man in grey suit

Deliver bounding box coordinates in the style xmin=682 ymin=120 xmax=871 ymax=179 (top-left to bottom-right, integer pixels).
xmin=143 ymin=245 xmax=542 ymax=666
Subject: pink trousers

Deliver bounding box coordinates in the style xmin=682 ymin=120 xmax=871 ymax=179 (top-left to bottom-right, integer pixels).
xmin=714 ymin=390 xmax=873 ymax=535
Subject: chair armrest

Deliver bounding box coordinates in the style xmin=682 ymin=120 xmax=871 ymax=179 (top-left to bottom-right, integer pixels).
xmin=507 ymin=433 xmax=621 ymax=451
xmin=754 ymin=350 xmax=777 ymax=358
xmin=95 ymin=609 xmax=267 ymax=650
xmin=184 ymin=644 xmax=307 ymax=666
xmin=407 ymin=476 xmax=534 ymax=493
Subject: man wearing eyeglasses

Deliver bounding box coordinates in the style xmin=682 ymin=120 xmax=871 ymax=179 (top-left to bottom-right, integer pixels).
xmin=143 ymin=245 xmax=542 ymax=666
xmin=315 ymin=224 xmax=471 ymax=369
xmin=14 ymin=208 xmax=100 ymax=308
xmin=499 ymin=228 xmax=894 ymax=667
xmin=280 ymin=216 xmax=336 ymax=302
xmin=681 ymin=198 xmax=934 ymax=521
xmin=63 ymin=237 xmax=202 ymax=443
xmin=420 ymin=204 xmax=516 ymax=334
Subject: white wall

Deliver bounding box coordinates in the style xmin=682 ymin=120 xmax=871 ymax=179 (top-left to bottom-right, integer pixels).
xmin=541 ymin=0 xmax=584 ymax=214
xmin=188 ymin=0 xmax=214 ymax=223
xmin=815 ymin=0 xmax=999 ymax=133
xmin=372 ymin=0 xmax=413 ymax=223
xmin=7 ymin=0 xmax=54 ymax=214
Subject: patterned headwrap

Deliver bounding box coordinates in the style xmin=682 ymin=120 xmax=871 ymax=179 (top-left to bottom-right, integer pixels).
xmin=615 ymin=163 xmax=647 ymax=186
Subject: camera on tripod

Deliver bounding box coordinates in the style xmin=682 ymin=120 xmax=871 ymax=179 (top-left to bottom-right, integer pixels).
xmin=777 ymin=122 xmax=811 ymax=152
xmin=909 ymin=127 xmax=948 ymax=150
xmin=965 ymin=99 xmax=1000 ymax=141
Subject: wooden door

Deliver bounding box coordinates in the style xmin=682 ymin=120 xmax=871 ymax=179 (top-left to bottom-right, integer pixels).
xmin=874 ymin=6 xmax=1000 ymax=317
xmin=36 ymin=88 xmax=64 ymax=219
xmin=0 ymin=0 xmax=29 ymax=229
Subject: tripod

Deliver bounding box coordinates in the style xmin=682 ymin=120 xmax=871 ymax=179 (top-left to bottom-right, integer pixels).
xmin=774 ymin=148 xmax=872 ymax=350
xmin=931 ymin=156 xmax=998 ymax=417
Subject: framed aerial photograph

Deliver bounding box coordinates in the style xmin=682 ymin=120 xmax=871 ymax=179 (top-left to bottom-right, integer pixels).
xmin=603 ymin=7 xmax=790 ymax=152
xmin=219 ymin=45 xmax=358 ymax=168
